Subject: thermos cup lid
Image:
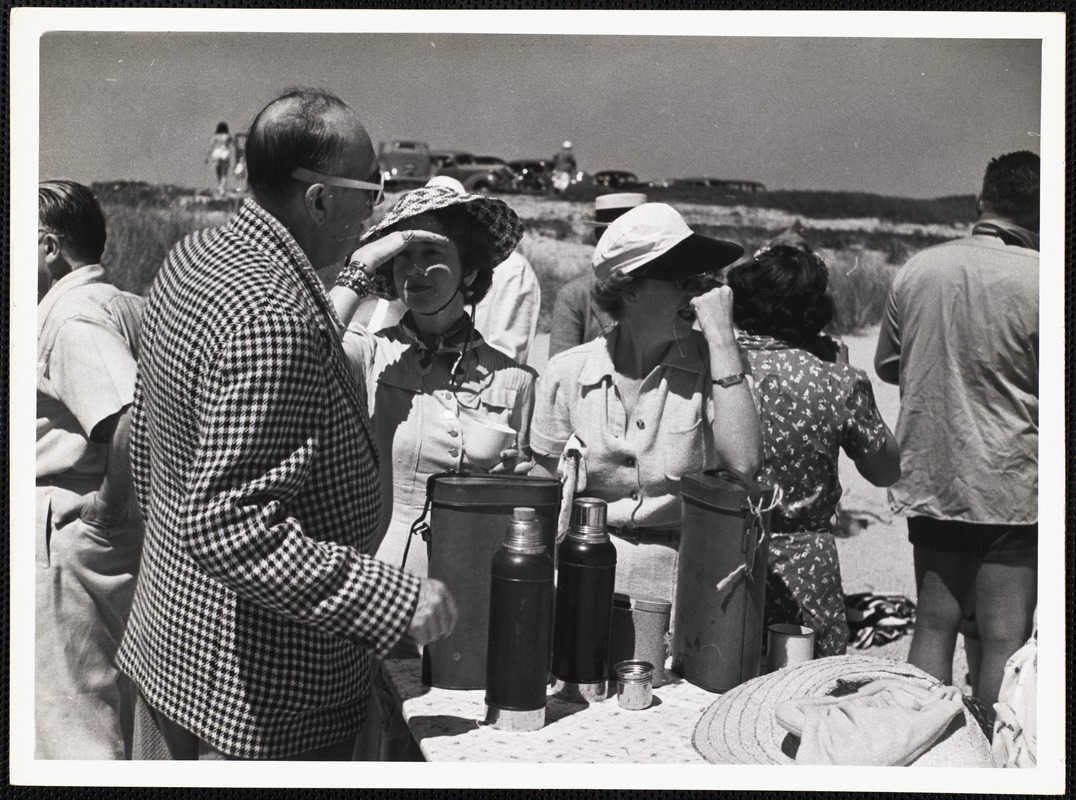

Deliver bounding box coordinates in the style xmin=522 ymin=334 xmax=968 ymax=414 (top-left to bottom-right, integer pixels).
xmin=569 ymin=497 xmax=608 ymax=539
xmin=504 ymin=507 xmax=545 ymax=553
xmin=613 ymin=592 xmax=672 ymax=614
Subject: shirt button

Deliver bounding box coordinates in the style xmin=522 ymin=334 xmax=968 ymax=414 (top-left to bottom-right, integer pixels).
xmin=625 ymin=456 xmax=636 ymax=467
xmin=448 ymin=429 xmax=459 ymax=438
xmin=449 ymin=448 xmax=459 ymax=458
xmin=636 ymin=419 xmax=645 ymax=430
xmin=630 ymin=490 xmax=639 ymax=501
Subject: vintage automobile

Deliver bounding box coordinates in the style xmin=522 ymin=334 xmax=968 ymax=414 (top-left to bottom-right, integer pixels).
xmin=670 ymin=177 xmax=767 ymax=193
xmin=506 ymin=159 xmax=552 ymax=193
xmin=429 ymin=150 xmax=515 ymax=193
xmin=593 ymin=170 xmax=644 ymax=190
xmin=378 ymin=140 xmax=433 ymax=187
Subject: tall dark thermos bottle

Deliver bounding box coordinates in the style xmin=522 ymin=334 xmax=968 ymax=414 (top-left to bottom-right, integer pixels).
xmin=484 ymin=507 xmax=555 ymax=731
xmin=551 ymin=497 xmax=617 ymax=704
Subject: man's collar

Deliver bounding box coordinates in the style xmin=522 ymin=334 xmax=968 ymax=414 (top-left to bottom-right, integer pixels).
xmin=234 ymin=198 xmax=345 ymax=330
xmin=40 ymin=264 xmax=106 ymax=307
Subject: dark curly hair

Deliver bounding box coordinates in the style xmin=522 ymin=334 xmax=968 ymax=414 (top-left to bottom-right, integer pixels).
xmin=726 ymin=244 xmax=834 ymax=346
xmin=382 ymin=205 xmax=497 ymax=305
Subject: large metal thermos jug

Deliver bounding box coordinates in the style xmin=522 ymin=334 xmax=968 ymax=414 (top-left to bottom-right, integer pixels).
xmin=672 ymin=469 xmax=776 ymax=693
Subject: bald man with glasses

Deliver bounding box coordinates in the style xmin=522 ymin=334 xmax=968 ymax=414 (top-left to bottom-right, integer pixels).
xmin=118 ymin=88 xmax=456 ymax=761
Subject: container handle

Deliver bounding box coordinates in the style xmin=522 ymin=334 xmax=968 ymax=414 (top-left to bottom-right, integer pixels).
xmin=403 ymin=470 xmax=472 ymax=569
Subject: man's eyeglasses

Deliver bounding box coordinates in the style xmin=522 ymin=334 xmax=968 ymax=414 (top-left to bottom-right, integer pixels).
xmin=291 ymin=166 xmax=384 ymax=207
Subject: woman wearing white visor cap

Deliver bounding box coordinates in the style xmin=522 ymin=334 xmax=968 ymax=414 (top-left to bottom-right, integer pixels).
xmin=530 ymin=203 xmax=763 ymax=603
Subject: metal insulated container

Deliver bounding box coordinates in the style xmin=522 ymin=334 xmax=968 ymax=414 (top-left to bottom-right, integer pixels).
xmin=552 ymin=498 xmax=617 ymax=704
xmin=485 ymin=508 xmax=554 ymax=732
xmin=609 ymin=593 xmax=672 ymax=687
xmin=614 ymin=660 xmax=654 ymax=710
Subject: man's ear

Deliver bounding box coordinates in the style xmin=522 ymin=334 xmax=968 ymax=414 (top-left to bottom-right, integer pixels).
xmin=304 ymin=184 xmax=330 ymax=224
xmin=975 ymin=194 xmax=984 ymax=218
xmin=463 ymin=268 xmax=478 ymax=287
xmin=40 ymin=232 xmax=63 ymax=266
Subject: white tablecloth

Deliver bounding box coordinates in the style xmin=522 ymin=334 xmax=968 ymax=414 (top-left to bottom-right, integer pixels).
xmin=382 ymin=658 xmax=718 ymax=763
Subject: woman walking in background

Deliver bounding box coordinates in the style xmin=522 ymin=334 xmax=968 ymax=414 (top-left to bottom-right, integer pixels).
xmin=205 ymin=122 xmax=233 ymax=196
xmin=726 ymin=239 xmax=901 ymax=657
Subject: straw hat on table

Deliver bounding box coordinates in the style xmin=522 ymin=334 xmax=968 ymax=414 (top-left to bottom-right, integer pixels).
xmin=692 ymin=655 xmax=995 ymax=767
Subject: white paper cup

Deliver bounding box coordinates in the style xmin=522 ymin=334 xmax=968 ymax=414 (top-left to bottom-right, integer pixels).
xmin=767 ymin=624 xmax=815 ymax=671
xmin=462 ymin=418 xmax=517 ymax=469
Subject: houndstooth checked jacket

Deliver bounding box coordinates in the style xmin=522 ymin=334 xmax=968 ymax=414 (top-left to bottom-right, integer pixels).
xmin=118 ymin=199 xmax=422 ymax=758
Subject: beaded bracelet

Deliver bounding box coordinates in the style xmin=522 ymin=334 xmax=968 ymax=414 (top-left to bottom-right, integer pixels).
xmin=335 ymin=259 xmax=376 ymax=298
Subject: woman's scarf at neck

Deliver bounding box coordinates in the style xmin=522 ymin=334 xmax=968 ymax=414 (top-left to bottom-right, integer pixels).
xmin=399 ymin=310 xmax=481 ymax=375
xmin=972 ymin=219 xmax=1039 ymax=251
xmin=736 ymin=330 xmax=844 ymax=363
xmin=736 ymin=331 xmax=791 ymax=351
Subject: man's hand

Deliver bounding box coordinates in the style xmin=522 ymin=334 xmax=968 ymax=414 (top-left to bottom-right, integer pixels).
xmin=402 ymin=577 xmax=458 ymax=647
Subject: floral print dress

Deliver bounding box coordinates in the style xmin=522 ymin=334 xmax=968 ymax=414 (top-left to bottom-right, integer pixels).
xmin=739 ymin=333 xmax=889 ymax=657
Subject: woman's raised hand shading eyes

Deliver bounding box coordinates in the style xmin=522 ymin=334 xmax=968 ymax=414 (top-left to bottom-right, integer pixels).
xmin=349 ymin=229 xmax=451 ymax=274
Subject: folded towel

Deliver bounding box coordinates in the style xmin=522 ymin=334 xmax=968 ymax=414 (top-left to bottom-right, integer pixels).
xmin=845 ymin=592 xmax=916 ymax=649
xmin=775 ymin=679 xmax=964 ymax=766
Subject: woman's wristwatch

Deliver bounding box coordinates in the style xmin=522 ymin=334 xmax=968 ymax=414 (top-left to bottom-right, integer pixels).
xmin=335 ymin=259 xmax=376 ymax=298
xmin=711 ymin=371 xmax=746 ymax=388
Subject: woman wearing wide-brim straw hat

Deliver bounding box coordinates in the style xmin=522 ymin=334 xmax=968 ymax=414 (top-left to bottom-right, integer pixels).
xmin=529 ymin=202 xmax=764 ymax=605
xmin=329 ymin=182 xmax=536 ymax=583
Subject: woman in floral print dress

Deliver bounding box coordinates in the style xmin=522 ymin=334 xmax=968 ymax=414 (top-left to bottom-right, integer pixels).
xmin=726 ymin=242 xmax=901 ymax=657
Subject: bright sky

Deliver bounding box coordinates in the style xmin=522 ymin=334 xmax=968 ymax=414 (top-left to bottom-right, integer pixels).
xmin=38 ymin=25 xmax=1041 ymax=198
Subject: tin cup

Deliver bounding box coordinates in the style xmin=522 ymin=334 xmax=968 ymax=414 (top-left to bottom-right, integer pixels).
xmin=767 ymin=624 xmax=815 ymax=671
xmin=614 ymin=660 xmax=654 ymax=711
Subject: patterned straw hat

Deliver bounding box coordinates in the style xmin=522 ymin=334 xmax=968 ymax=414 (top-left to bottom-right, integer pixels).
xmin=692 ymin=655 xmax=995 ymax=767
xmin=360 ymin=184 xmax=524 ymax=298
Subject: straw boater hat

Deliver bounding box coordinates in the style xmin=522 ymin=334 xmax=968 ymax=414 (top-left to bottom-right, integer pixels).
xmin=584 ymin=192 xmax=649 ymax=227
xmin=360 ymin=181 xmax=524 ymax=299
xmin=593 ymin=202 xmax=743 ymax=282
xmin=692 ymin=655 xmax=995 ymax=767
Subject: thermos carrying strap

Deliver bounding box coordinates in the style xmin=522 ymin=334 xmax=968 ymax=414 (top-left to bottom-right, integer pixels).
xmin=402 ymin=471 xmax=461 ymax=570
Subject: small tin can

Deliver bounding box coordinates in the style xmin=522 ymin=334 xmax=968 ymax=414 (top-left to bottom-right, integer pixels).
xmin=614 ymin=660 xmax=654 ymax=711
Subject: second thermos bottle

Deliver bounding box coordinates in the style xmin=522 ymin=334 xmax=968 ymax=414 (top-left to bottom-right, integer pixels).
xmin=552 ymin=498 xmax=617 ymax=703
xmin=484 ymin=507 xmax=555 ymax=731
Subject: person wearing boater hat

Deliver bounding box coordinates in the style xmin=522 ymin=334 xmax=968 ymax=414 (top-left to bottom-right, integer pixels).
xmin=548 ymin=192 xmax=647 ymax=358
xmin=330 ymin=183 xmax=536 ymax=580
xmin=530 ymin=203 xmax=763 ymax=602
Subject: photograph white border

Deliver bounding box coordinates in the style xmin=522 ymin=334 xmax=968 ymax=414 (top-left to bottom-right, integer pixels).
xmin=9 ymin=8 xmax=1067 ymax=793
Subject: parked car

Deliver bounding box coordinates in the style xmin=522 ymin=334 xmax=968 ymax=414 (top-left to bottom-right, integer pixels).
xmin=429 ymin=150 xmax=515 ymax=193
xmin=593 ymin=170 xmax=643 ymax=190
xmin=378 ymin=140 xmax=433 ymax=187
xmin=507 ymin=159 xmax=552 ymax=193
xmin=670 ymin=177 xmax=767 ymax=193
